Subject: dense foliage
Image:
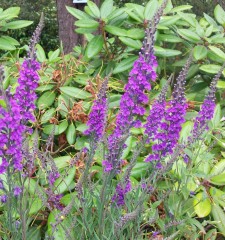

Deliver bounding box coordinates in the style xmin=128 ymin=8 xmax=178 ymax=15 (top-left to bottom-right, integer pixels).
xmin=0 ymin=0 xmax=225 ymax=239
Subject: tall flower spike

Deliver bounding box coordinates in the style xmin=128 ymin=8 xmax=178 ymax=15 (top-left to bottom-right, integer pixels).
xmin=191 ymin=62 xmax=225 ymax=142
xmin=146 ymin=55 xmax=192 ymax=164
xmin=105 ymin=1 xmax=168 ymax=173
xmin=84 ymin=76 xmax=108 ymax=143
xmin=144 ymin=74 xmax=173 ymax=144
xmin=0 ymin=16 xmax=43 ymax=172
xmin=28 ymin=13 xmax=44 ymax=60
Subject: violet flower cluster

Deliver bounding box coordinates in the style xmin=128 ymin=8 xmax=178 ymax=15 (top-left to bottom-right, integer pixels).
xmin=112 ymin=180 xmax=131 ymax=206
xmin=84 ymin=78 xmax=108 ymax=142
xmin=103 ymin=0 xmax=169 ymax=174
xmin=145 ymin=56 xmax=192 ymax=165
xmin=191 ymin=63 xmax=225 ymax=141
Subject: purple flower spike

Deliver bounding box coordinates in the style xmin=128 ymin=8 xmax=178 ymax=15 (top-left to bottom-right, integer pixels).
xmin=112 ymin=180 xmax=131 ymax=206
xmin=84 ymin=78 xmax=108 ymax=142
xmin=191 ymin=62 xmax=225 ymax=142
xmin=146 ymin=56 xmax=192 ymax=163
xmin=0 ymin=195 xmax=7 ymax=203
xmin=13 ymin=186 xmax=22 ymax=197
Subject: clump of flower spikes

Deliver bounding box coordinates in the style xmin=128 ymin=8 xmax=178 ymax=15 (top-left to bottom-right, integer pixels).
xmin=191 ymin=62 xmax=225 ymax=142
xmin=84 ymin=77 xmax=108 ymax=143
xmin=103 ymin=0 xmax=168 ymax=173
xmin=145 ymin=56 xmax=192 ymax=165
xmin=0 ymin=17 xmax=44 ymax=178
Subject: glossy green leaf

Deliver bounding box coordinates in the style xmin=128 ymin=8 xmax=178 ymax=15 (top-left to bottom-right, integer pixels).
xmin=211 ymin=204 xmax=225 ymax=236
xmin=105 ymin=25 xmax=127 ymax=36
xmin=49 ymin=49 xmax=60 ymax=62
xmin=36 ymin=84 xmax=54 ymax=92
xmin=178 ymin=12 xmax=197 ymax=27
xmin=119 ymin=36 xmax=142 ymax=49
xmin=76 ymin=123 xmax=88 ymax=133
xmin=66 ymin=123 xmax=76 ymax=145
xmin=169 ymin=5 xmax=192 ymax=13
xmin=0 ymin=36 xmax=19 ymax=46
xmin=212 ymin=104 xmax=222 ymax=128
xmin=54 ymin=156 xmax=71 ymax=170
xmin=154 ymin=46 xmax=182 ymax=57
xmin=66 ymin=6 xmax=91 ymax=19
xmin=125 ymin=3 xmax=144 ymax=20
xmin=87 ymin=1 xmax=100 ymax=18
xmin=75 ymin=27 xmax=96 ymax=34
xmin=177 ymin=29 xmax=201 ymax=42
xmin=5 ymin=20 xmax=33 ymax=29
xmin=126 ymin=29 xmax=145 ymax=40
xmin=100 ymin=0 xmax=113 ymax=19
xmin=144 ymin=0 xmax=158 ymax=20
xmin=54 ymin=166 xmax=76 ymax=194
xmin=75 ymin=19 xmax=99 ymax=29
xmin=193 ymin=45 xmax=207 ymax=60
xmin=193 ymin=192 xmax=212 ymax=218
xmin=214 ymin=4 xmax=225 ymax=26
xmin=113 ymin=56 xmax=138 ymax=74
xmin=210 ymin=159 xmax=225 ymax=176
xmin=43 ymin=120 xmax=68 ymax=135
xmin=200 ymin=64 xmax=225 ymax=75
xmin=179 ymin=121 xmax=193 ymax=141
xmin=3 ymin=6 xmax=20 ymax=15
xmin=60 ymin=86 xmax=92 ymax=99
xmin=36 ymin=44 xmax=46 ymax=62
xmin=85 ymin=35 xmax=104 ymax=59
xmin=160 ymin=15 xmax=180 ymax=26
xmin=37 ymin=91 xmax=56 ymax=110
xmin=41 ymin=108 xmax=55 ymax=124
xmin=208 ymin=45 xmax=225 ymax=60
xmin=158 ymin=34 xmax=182 ymax=43
xmin=0 ymin=37 xmax=16 ymax=50
xmin=217 ymin=80 xmax=225 ymax=88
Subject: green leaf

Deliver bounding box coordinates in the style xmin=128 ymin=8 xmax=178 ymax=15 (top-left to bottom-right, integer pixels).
xmin=217 ymin=80 xmax=225 ymax=88
xmin=41 ymin=108 xmax=55 ymax=124
xmin=211 ymin=204 xmax=225 ymax=236
xmin=177 ymin=29 xmax=201 ymax=42
xmin=54 ymin=156 xmax=71 ymax=170
xmin=49 ymin=49 xmax=60 ymax=62
xmin=0 ymin=36 xmax=19 ymax=46
xmin=214 ymin=4 xmax=225 ymax=26
xmin=193 ymin=192 xmax=212 ymax=218
xmin=5 ymin=20 xmax=33 ymax=29
xmin=87 ymin=1 xmax=100 ymax=18
xmin=105 ymin=25 xmax=127 ymax=36
xmin=125 ymin=9 xmax=142 ymax=23
xmin=119 ymin=37 xmax=142 ymax=49
xmin=76 ymin=123 xmax=88 ymax=133
xmin=178 ymin=12 xmax=197 ymax=27
xmin=158 ymin=34 xmax=182 ymax=43
xmin=85 ymin=35 xmax=104 ymax=59
xmin=154 ymin=46 xmax=182 ymax=57
xmin=169 ymin=5 xmax=192 ymax=13
xmin=208 ymin=45 xmax=225 ymax=60
xmin=125 ymin=3 xmax=144 ymax=20
xmin=36 ymin=44 xmax=46 ymax=62
xmin=144 ymin=0 xmax=158 ymax=20
xmin=200 ymin=64 xmax=225 ymax=75
xmin=43 ymin=120 xmax=68 ymax=135
xmin=126 ymin=29 xmax=144 ymax=40
xmin=75 ymin=27 xmax=97 ymax=34
xmin=60 ymin=86 xmax=92 ymax=99
xmin=36 ymin=84 xmax=54 ymax=92
xmin=210 ymin=159 xmax=225 ymax=176
xmin=160 ymin=16 xmax=180 ymax=26
xmin=75 ymin=19 xmax=99 ymax=29
xmin=100 ymin=0 xmax=113 ymax=19
xmin=0 ymin=37 xmax=15 ymax=50
xmin=179 ymin=121 xmax=194 ymax=141
xmin=66 ymin=6 xmax=91 ymax=19
xmin=0 ymin=99 xmax=6 ymax=108
xmin=193 ymin=45 xmax=207 ymax=60
xmin=3 ymin=7 xmax=20 ymax=16
xmin=212 ymin=104 xmax=222 ymax=128
xmin=66 ymin=123 xmax=76 ymax=145
xmin=54 ymin=167 xmax=76 ymax=194
xmin=37 ymin=91 xmax=56 ymax=110
xmin=113 ymin=56 xmax=138 ymax=74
